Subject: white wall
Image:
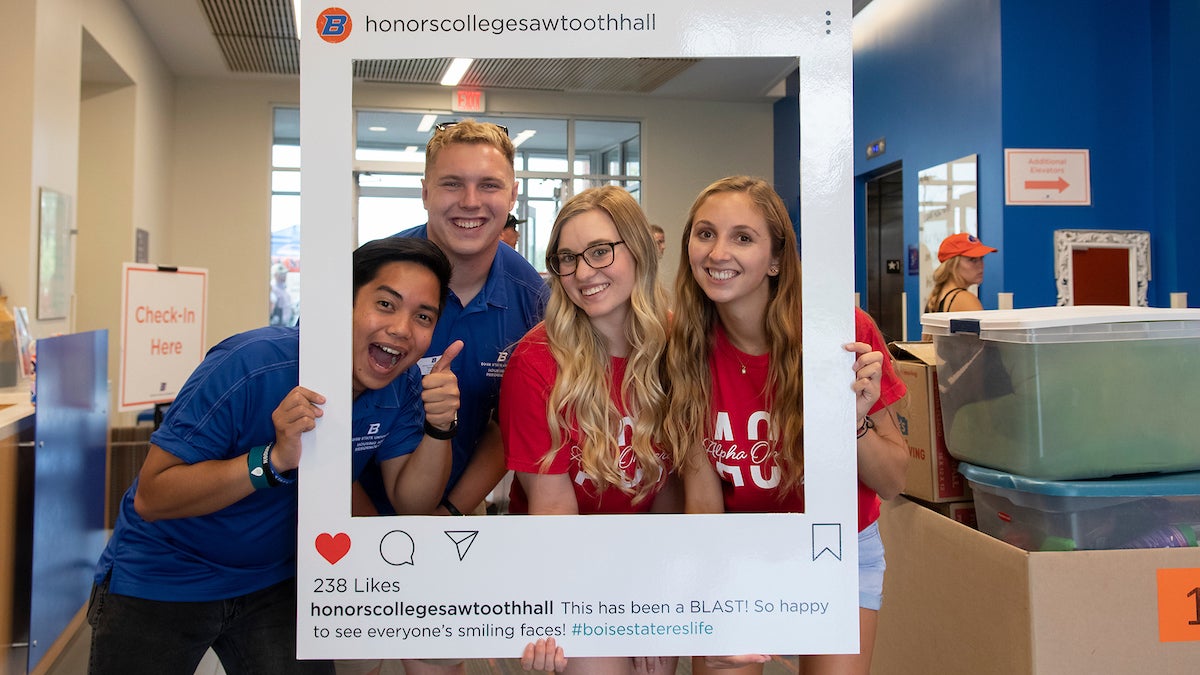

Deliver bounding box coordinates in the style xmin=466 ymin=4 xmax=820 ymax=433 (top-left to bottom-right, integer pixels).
xmin=78 ymin=0 xmax=175 ymax=420
xmin=0 ymin=0 xmax=82 ymax=339
xmin=170 ymin=79 xmax=297 ymax=345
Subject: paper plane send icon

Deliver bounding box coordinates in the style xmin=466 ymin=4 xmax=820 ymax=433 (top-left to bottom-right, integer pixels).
xmin=445 ymin=530 xmax=479 ymax=561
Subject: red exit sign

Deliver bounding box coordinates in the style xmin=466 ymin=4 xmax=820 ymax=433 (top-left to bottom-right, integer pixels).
xmin=452 ymin=90 xmax=486 ymax=113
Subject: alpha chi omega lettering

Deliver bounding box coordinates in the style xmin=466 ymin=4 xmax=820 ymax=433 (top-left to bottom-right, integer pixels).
xmin=296 ymin=0 xmax=858 ymax=660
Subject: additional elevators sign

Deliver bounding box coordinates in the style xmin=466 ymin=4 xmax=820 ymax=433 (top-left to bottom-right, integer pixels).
xmin=1005 ymin=148 xmax=1091 ymax=205
xmin=118 ymin=263 xmax=208 ymax=411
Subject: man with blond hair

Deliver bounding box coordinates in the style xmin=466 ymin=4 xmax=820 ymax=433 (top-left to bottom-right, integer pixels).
xmin=346 ymin=121 xmax=547 ymax=675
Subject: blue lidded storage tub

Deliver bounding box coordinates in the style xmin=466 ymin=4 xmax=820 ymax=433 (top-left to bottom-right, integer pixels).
xmin=958 ymin=462 xmax=1200 ymax=551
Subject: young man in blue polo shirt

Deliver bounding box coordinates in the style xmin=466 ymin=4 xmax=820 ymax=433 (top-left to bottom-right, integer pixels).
xmin=389 ymin=120 xmax=547 ymax=519
xmin=88 ymin=238 xmax=461 ymax=675
xmin=341 ymin=120 xmax=545 ymax=675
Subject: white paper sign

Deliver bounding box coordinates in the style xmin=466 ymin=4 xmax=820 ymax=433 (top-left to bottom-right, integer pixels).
xmin=298 ymin=0 xmax=857 ymax=660
xmin=118 ymin=263 xmax=208 ymax=411
xmin=1004 ymin=148 xmax=1092 ymax=205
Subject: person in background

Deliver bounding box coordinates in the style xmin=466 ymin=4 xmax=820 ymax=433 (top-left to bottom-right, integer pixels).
xmin=924 ymin=232 xmax=997 ymax=313
xmin=503 ymin=186 xmax=679 ymax=674
xmin=664 ymin=176 xmax=908 ymax=675
xmin=501 ymin=213 xmax=524 ymax=249
xmin=349 ymin=119 xmax=546 ymax=675
xmin=649 ymin=223 xmax=666 ymax=259
xmin=88 ymin=238 xmax=460 ymax=675
xmin=269 ymin=262 xmax=295 ymax=326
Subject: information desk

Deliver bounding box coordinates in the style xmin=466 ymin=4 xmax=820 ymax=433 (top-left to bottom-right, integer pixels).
xmin=0 ymin=330 xmax=108 ymax=675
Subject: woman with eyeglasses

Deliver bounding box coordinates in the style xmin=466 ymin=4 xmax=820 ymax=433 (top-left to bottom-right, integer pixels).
xmin=664 ymin=176 xmax=908 ymax=675
xmin=499 ymin=186 xmax=679 ymax=674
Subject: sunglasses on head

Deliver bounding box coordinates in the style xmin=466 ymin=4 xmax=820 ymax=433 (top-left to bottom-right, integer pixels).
xmin=434 ymin=121 xmax=510 ymax=136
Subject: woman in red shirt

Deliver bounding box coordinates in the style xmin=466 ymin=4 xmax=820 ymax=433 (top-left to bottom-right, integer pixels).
xmin=665 ymin=176 xmax=908 ymax=675
xmin=501 ymin=186 xmax=679 ymax=674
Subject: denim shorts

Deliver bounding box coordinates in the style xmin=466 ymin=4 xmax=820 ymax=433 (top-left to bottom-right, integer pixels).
xmin=858 ymin=521 xmax=887 ymax=611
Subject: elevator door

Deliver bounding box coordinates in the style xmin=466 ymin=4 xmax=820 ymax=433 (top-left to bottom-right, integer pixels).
xmin=865 ymin=167 xmax=905 ymax=342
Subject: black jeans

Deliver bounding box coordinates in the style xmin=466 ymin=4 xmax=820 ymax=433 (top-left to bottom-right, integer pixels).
xmin=87 ymin=577 xmax=333 ymax=675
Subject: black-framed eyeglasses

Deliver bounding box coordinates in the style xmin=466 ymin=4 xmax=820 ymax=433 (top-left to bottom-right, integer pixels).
xmin=547 ymin=241 xmax=625 ymax=277
xmin=434 ymin=121 xmax=510 ymax=136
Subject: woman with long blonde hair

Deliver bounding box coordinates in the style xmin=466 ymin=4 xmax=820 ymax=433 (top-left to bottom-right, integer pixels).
xmin=500 ymin=185 xmax=678 ymax=674
xmin=665 ymin=176 xmax=909 ymax=675
xmin=923 ymin=232 xmax=997 ymax=314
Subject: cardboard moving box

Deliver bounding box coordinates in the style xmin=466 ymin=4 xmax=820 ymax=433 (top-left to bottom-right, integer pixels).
xmin=905 ymin=495 xmax=977 ymax=529
xmin=873 ymin=497 xmax=1200 ymax=675
xmin=888 ymin=342 xmax=969 ymax=503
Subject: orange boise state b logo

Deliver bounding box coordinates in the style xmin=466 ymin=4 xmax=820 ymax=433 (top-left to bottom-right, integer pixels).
xmin=316 ymin=7 xmax=352 ymax=43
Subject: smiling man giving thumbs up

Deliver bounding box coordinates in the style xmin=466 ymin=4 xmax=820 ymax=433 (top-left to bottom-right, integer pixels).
xmin=89 ymin=238 xmax=460 ymax=675
xmin=372 ymin=337 xmax=464 ymax=515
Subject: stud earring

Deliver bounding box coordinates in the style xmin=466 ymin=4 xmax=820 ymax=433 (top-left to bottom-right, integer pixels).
xmin=769 ymin=264 xmax=780 ymax=275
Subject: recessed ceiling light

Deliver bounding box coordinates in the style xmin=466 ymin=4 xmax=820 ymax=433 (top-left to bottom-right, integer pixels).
xmin=417 ymin=114 xmax=438 ymax=132
xmin=440 ymin=58 xmax=473 ymax=86
xmin=368 ymin=126 xmax=387 ymax=132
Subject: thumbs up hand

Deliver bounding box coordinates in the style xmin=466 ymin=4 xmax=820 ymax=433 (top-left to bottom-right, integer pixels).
xmin=422 ymin=340 xmax=463 ymax=434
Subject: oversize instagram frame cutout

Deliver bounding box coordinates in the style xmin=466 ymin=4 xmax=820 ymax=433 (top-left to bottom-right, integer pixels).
xmin=298 ymin=0 xmax=856 ymax=660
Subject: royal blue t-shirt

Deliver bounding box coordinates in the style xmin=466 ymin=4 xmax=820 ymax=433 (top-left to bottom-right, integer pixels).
xmin=94 ymin=326 xmax=423 ymax=601
xmin=392 ymin=225 xmax=547 ymax=494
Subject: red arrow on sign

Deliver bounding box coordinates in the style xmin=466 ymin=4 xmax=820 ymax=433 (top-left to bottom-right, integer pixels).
xmin=1024 ymin=177 xmax=1070 ymax=192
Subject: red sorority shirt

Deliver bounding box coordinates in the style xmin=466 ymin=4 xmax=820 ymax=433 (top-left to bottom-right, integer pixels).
xmin=500 ymin=324 xmax=670 ymax=514
xmin=704 ymin=308 xmax=906 ymax=530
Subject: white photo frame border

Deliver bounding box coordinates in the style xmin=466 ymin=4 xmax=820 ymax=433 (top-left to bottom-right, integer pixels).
xmin=298 ymin=0 xmax=857 ymax=660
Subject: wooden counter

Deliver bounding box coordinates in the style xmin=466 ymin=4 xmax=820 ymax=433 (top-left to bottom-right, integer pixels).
xmin=1 ymin=388 xmax=35 ymax=675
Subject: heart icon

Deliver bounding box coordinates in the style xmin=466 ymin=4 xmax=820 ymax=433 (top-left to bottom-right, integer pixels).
xmin=315 ymin=532 xmax=351 ymax=565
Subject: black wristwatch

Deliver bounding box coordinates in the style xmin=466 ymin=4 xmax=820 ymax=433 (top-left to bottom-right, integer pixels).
xmin=424 ymin=418 xmax=457 ymax=440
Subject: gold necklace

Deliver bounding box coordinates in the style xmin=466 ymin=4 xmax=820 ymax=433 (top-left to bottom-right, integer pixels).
xmin=734 ymin=351 xmax=749 ymax=375
xmin=730 ymin=346 xmax=752 ymax=375
xmin=724 ymin=328 xmax=762 ymax=375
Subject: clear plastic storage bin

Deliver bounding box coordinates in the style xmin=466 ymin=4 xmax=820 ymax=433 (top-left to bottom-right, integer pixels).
xmin=923 ymin=306 xmax=1200 ymax=480
xmin=959 ymin=462 xmax=1200 ymax=551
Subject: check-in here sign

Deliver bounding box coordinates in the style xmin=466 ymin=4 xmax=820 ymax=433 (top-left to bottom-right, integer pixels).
xmin=1005 ymin=148 xmax=1091 ymax=205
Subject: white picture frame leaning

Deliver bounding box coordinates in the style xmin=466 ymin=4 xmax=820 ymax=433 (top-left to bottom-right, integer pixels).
xmin=1054 ymin=229 xmax=1150 ymax=307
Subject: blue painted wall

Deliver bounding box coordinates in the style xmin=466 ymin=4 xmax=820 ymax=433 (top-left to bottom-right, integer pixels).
xmin=999 ymin=0 xmax=1155 ymax=307
xmin=849 ymin=0 xmax=1197 ymax=337
xmin=774 ymin=68 xmax=802 ymax=232
xmin=1152 ymin=0 xmax=1200 ymax=304
xmin=853 ymin=0 xmax=1003 ymax=337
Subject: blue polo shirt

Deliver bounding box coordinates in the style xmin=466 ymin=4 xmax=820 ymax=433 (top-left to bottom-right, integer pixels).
xmin=95 ymin=326 xmax=423 ymax=602
xmin=394 ymin=225 xmax=547 ymax=494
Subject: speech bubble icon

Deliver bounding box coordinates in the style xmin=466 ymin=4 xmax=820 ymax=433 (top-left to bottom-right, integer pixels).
xmin=379 ymin=529 xmax=416 ymax=566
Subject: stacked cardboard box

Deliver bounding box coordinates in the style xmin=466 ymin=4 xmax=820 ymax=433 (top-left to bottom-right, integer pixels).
xmin=873 ymin=497 xmax=1200 ymax=674
xmin=887 ymin=342 xmax=974 ymax=520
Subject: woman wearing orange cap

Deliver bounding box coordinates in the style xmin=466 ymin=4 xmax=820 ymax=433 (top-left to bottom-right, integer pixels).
xmin=924 ymin=232 xmax=997 ymax=313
